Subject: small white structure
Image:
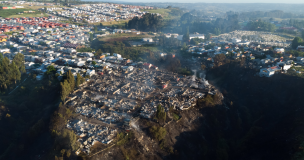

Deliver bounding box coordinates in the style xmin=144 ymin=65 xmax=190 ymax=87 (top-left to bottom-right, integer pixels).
xmin=142 ymin=38 xmax=153 ymax=43
xmin=231 ymin=38 xmax=241 ymax=43
xmin=113 ymin=53 xmax=121 ymax=58
xmin=260 ymin=66 xmax=281 ymax=77
xmin=189 ymin=34 xmax=205 ymax=40
xmin=274 ymin=48 xmax=285 ymax=53
xmin=86 ymin=69 xmax=95 ymax=77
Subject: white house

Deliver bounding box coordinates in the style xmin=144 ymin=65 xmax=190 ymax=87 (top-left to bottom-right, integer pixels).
xmin=113 ymin=53 xmax=121 ymax=58
xmin=260 ymin=66 xmax=281 ymax=77
xmin=274 ymin=48 xmax=285 ymax=53
xmin=86 ymin=69 xmax=95 ymax=77
xmin=189 ymin=34 xmax=205 ymax=40
xmin=142 ymin=38 xmax=153 ymax=43
xmin=0 ymin=48 xmax=10 ymax=53
xmin=231 ymin=38 xmax=241 ymax=43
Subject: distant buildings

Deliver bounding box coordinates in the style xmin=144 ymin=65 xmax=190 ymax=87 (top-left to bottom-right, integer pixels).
xmin=231 ymin=38 xmax=241 ymax=43
xmin=297 ymin=46 xmax=304 ymax=52
xmin=189 ymin=34 xmax=205 ymax=40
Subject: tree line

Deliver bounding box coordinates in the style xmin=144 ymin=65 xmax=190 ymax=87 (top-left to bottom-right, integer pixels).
xmin=291 ymin=37 xmax=304 ymax=49
xmin=127 ymin=13 xmax=163 ymax=32
xmin=245 ymin=19 xmax=276 ymax=32
xmin=0 ymin=53 xmax=25 ymax=92
xmin=127 ymin=11 xmax=240 ymax=36
xmin=60 ymin=70 xmax=85 ymax=102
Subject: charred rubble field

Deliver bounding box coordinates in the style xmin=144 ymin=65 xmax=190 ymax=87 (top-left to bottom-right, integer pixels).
xmin=96 ymin=62 xmax=304 ymax=160
xmin=50 ymin=59 xmax=304 ymax=160
xmin=57 ymin=64 xmax=219 ymax=160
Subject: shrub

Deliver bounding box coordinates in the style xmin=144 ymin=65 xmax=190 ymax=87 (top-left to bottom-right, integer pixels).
xmin=149 ymin=126 xmax=166 ymax=142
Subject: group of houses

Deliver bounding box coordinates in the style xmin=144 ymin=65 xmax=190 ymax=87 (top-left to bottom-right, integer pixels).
xmin=47 ymin=3 xmax=154 ymax=24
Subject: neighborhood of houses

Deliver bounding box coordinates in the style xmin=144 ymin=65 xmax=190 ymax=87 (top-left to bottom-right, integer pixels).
xmin=64 ymin=59 xmax=213 ymax=154
xmin=179 ymin=30 xmax=304 ymax=77
xmin=46 ymin=3 xmax=154 ymax=24
xmin=1 ymin=1 xmax=304 ymax=155
xmin=0 ymin=17 xmax=215 ymax=154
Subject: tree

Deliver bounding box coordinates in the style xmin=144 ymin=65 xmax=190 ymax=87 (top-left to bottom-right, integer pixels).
xmin=0 ymin=53 xmax=3 ymax=63
xmin=60 ymin=82 xmax=68 ymax=102
xmin=61 ymin=149 xmax=66 ymax=157
xmin=149 ymin=126 xmax=167 ymax=142
xmin=183 ymin=27 xmax=190 ymax=42
xmin=89 ymin=33 xmax=93 ymax=42
xmin=92 ymin=61 xmax=96 ymax=65
xmin=214 ymin=54 xmax=226 ymax=67
xmin=66 ymin=149 xmax=71 ymax=158
xmin=13 ymin=53 xmax=25 ymax=73
xmin=66 ymin=70 xmax=75 ymax=91
xmin=201 ymin=64 xmax=206 ymax=70
xmin=156 ymin=105 xmax=166 ymax=122
xmin=46 ymin=65 xmax=56 ymax=75
xmin=60 ymin=70 xmax=76 ymax=102
xmin=292 ymin=37 xmax=303 ymax=49
xmin=94 ymin=26 xmax=97 ymax=32
xmin=75 ymin=73 xmax=84 ymax=88
xmin=214 ymin=28 xmax=221 ymax=35
xmin=127 ymin=13 xmax=163 ymax=32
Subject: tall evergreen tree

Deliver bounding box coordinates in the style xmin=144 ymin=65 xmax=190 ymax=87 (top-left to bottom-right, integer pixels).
xmin=66 ymin=70 xmax=75 ymax=91
xmin=183 ymin=27 xmax=190 ymax=42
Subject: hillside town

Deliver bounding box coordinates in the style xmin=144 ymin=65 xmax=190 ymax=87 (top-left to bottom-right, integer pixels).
xmin=2 ymin=1 xmax=304 ymax=159
xmin=46 ymin=4 xmax=154 ymax=24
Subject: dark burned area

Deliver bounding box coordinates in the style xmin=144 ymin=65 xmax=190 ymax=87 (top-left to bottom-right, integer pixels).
xmin=93 ymin=61 xmax=304 ymax=160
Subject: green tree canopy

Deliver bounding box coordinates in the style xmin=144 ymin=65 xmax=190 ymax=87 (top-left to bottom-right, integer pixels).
xmin=292 ymin=37 xmax=304 ymax=49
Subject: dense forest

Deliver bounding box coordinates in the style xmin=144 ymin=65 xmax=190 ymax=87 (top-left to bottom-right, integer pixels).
xmin=127 ymin=10 xmax=240 ymax=36
xmin=291 ymin=37 xmax=304 ymax=49
xmin=127 ymin=13 xmax=163 ymax=32
xmin=245 ymin=19 xmax=276 ymax=32
xmin=0 ymin=53 xmax=25 ymax=92
xmin=238 ymin=10 xmax=298 ymax=20
xmin=0 ymin=65 xmax=60 ymax=159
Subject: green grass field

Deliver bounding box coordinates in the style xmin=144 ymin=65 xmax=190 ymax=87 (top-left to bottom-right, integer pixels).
xmin=142 ymin=8 xmax=171 ymax=19
xmin=98 ymin=20 xmax=129 ymax=27
xmin=0 ymin=9 xmax=46 ymax=18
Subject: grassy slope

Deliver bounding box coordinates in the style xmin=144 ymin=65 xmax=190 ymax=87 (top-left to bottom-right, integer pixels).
xmin=0 ymin=8 xmax=47 ymax=18
xmin=8 ymin=13 xmax=48 ymax=18
xmin=142 ymin=8 xmax=171 ymax=20
xmin=99 ymin=20 xmax=129 ymax=27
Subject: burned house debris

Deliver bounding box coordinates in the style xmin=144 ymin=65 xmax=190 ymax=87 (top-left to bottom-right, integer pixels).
xmin=65 ymin=61 xmax=216 ymax=154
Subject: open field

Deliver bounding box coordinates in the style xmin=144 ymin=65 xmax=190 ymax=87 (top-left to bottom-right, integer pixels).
xmin=20 ymin=4 xmax=45 ymax=10
xmin=142 ymin=8 xmax=171 ymax=19
xmin=21 ymin=4 xmax=63 ymax=10
xmin=0 ymin=8 xmax=47 ymax=18
xmin=274 ymin=32 xmax=296 ymax=39
xmin=7 ymin=13 xmax=48 ymax=18
xmin=98 ymin=20 xmax=129 ymax=26
xmin=260 ymin=17 xmax=304 ymax=22
xmin=97 ymin=32 xmax=154 ymax=42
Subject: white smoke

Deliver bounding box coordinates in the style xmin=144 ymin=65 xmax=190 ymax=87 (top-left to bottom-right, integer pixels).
xmin=94 ymin=95 xmax=104 ymax=100
xmin=129 ymin=120 xmax=139 ymax=131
